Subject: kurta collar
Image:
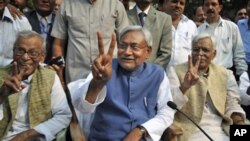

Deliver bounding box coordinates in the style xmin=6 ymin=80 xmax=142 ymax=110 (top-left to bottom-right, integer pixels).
xmin=204 ymin=16 xmax=223 ymax=28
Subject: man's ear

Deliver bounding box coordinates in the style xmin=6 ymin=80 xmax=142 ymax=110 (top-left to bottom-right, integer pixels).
xmin=212 ymin=50 xmax=216 ymax=59
xmin=146 ymin=46 xmax=152 ymax=59
xmin=39 ymin=53 xmax=46 ymax=63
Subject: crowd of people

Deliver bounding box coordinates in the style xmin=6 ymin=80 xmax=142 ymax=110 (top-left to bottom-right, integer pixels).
xmin=0 ymin=0 xmax=250 ymax=141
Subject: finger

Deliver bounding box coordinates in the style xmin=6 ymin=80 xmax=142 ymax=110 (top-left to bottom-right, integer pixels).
xmin=48 ymin=66 xmax=55 ymax=70
xmin=91 ymin=64 xmax=100 ymax=78
xmin=12 ymin=62 xmax=18 ymax=76
xmin=93 ymin=58 xmax=104 ymax=73
xmin=107 ymin=33 xmax=116 ymax=57
xmin=4 ymin=79 xmax=22 ymax=92
xmin=11 ymin=77 xmax=22 ymax=89
xmin=188 ymin=55 xmax=193 ymax=70
xmin=52 ymin=64 xmax=60 ymax=71
xmin=18 ymin=67 xmax=28 ymax=80
xmin=97 ymin=32 xmax=105 ymax=56
xmin=194 ymin=56 xmax=201 ymax=70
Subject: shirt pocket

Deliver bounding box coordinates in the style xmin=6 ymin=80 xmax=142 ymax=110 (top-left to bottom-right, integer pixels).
xmin=100 ymin=14 xmax=116 ymax=38
xmin=220 ymin=36 xmax=232 ymax=54
xmin=68 ymin=17 xmax=88 ymax=38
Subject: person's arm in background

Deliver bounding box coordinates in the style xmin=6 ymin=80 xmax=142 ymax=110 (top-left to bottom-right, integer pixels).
xmin=232 ymin=23 xmax=247 ymax=76
xmin=239 ymin=72 xmax=250 ymax=106
xmin=53 ymin=38 xmax=66 ymax=58
xmin=6 ymin=3 xmax=23 ymax=19
xmin=51 ymin=0 xmax=67 ymax=58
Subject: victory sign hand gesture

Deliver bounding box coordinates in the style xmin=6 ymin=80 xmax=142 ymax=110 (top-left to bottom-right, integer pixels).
xmin=180 ymin=55 xmax=200 ymax=93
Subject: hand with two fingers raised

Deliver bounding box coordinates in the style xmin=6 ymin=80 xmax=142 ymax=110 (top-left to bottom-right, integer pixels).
xmin=91 ymin=32 xmax=116 ymax=83
xmin=180 ymin=55 xmax=201 ymax=94
xmin=0 ymin=62 xmax=27 ymax=104
xmin=86 ymin=32 xmax=116 ymax=104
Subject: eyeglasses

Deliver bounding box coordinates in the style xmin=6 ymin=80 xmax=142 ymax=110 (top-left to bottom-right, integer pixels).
xmin=14 ymin=47 xmax=41 ymax=58
xmin=192 ymin=47 xmax=212 ymax=53
xmin=118 ymin=43 xmax=147 ymax=52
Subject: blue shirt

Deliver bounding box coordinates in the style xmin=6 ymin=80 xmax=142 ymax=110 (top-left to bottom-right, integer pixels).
xmin=238 ymin=19 xmax=250 ymax=63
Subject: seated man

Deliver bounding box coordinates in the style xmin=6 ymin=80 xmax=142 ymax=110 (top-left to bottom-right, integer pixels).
xmin=167 ymin=33 xmax=245 ymax=141
xmin=0 ymin=30 xmax=71 ymax=141
xmin=69 ymin=25 xmax=175 ymax=141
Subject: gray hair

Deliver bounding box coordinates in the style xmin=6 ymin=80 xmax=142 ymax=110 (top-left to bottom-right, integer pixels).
xmin=14 ymin=30 xmax=46 ymax=54
xmin=192 ymin=33 xmax=216 ymax=49
xmin=118 ymin=25 xmax=153 ymax=47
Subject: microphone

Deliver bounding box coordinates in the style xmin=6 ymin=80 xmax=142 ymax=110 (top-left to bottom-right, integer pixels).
xmin=167 ymin=101 xmax=214 ymax=141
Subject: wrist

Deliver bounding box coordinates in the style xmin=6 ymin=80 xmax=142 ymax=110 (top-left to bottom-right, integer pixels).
xmin=136 ymin=125 xmax=148 ymax=138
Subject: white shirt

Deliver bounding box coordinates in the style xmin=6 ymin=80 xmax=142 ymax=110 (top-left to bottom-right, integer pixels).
xmin=239 ymin=72 xmax=250 ymax=106
xmin=0 ymin=66 xmax=71 ymax=141
xmin=68 ymin=72 xmax=175 ymax=141
xmin=0 ymin=7 xmax=32 ymax=67
xmin=166 ymin=15 xmax=197 ymax=73
xmin=198 ymin=17 xmax=247 ymax=75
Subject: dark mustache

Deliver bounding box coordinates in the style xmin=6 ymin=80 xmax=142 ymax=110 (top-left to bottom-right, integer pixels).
xmin=207 ymin=10 xmax=214 ymax=14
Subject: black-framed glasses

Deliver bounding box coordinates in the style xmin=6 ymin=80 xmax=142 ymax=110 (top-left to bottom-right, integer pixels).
xmin=118 ymin=43 xmax=147 ymax=52
xmin=14 ymin=47 xmax=41 ymax=58
xmin=192 ymin=47 xmax=212 ymax=53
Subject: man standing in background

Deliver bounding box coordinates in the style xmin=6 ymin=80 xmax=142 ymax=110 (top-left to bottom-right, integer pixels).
xmin=158 ymin=0 xmax=197 ymax=72
xmin=198 ymin=0 xmax=247 ymax=79
xmin=51 ymin=0 xmax=129 ymax=83
xmin=127 ymin=0 xmax=172 ymax=68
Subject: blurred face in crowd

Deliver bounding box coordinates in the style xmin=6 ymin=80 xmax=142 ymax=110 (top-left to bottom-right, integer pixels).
xmin=158 ymin=0 xmax=186 ymax=19
xmin=33 ymin=0 xmax=53 ymax=16
xmin=235 ymin=8 xmax=248 ymax=23
xmin=118 ymin=30 xmax=152 ymax=71
xmin=194 ymin=6 xmax=206 ymax=25
xmin=203 ymin=0 xmax=222 ymax=23
xmin=51 ymin=0 xmax=62 ymax=13
xmin=192 ymin=37 xmax=216 ymax=72
xmin=13 ymin=36 xmax=45 ymax=78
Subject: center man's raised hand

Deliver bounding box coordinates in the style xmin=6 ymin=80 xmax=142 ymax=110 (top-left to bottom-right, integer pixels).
xmin=86 ymin=32 xmax=116 ymax=104
xmin=91 ymin=32 xmax=116 ymax=82
xmin=0 ymin=62 xmax=27 ymax=104
xmin=180 ymin=55 xmax=200 ymax=94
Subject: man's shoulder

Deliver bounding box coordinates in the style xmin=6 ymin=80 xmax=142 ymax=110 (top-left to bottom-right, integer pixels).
xmin=221 ymin=18 xmax=238 ymax=27
xmin=145 ymin=62 xmax=165 ymax=74
xmin=237 ymin=19 xmax=248 ymax=26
